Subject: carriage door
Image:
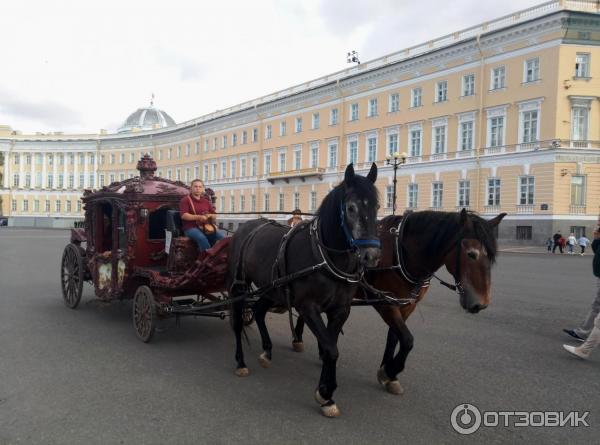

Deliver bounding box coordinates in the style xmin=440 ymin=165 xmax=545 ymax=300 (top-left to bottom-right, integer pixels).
xmin=112 ymin=206 xmax=128 ymax=294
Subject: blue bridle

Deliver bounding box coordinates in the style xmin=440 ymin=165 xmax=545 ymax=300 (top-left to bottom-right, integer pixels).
xmin=340 ymin=202 xmax=381 ymax=250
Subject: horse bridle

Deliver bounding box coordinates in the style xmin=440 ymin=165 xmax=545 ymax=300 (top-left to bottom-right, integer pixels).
xmin=339 ymin=202 xmax=381 ymax=250
xmin=389 ymin=213 xmax=466 ymax=299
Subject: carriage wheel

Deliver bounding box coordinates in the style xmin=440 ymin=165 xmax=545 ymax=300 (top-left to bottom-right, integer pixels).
xmin=61 ymin=244 xmax=84 ymax=309
xmin=133 ymin=285 xmax=157 ymax=343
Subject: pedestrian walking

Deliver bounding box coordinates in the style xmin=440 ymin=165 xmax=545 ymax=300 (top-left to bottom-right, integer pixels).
xmin=578 ymin=235 xmax=590 ymax=256
xmin=552 ymin=231 xmax=563 ymax=254
xmin=545 ymin=237 xmax=553 ymax=252
xmin=567 ymin=233 xmax=577 ymax=254
xmin=563 ymin=218 xmax=600 ymax=348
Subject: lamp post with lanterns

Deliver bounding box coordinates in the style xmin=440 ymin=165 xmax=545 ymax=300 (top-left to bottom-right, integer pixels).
xmin=385 ymin=151 xmax=408 ymax=215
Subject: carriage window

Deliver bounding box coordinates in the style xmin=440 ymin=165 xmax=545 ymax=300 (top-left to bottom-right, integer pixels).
xmin=100 ymin=203 xmax=113 ymax=252
xmin=148 ymin=207 xmax=170 ymax=240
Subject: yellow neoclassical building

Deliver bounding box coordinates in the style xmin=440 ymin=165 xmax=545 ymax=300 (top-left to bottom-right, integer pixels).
xmin=1 ymin=0 xmax=599 ymax=243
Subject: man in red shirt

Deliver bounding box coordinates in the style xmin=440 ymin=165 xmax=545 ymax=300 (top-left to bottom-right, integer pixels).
xmin=179 ymin=179 xmax=224 ymax=251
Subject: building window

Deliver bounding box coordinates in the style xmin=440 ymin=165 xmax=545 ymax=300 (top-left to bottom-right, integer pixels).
xmin=524 ymin=58 xmax=540 ymax=83
xmin=119 ymin=153 xmax=125 ymax=164
xmin=279 ymin=152 xmax=286 ymax=172
xmin=77 ymin=201 xmax=82 ymax=212
xmin=129 ymin=152 xmax=134 ymax=163
xmin=219 ymin=196 xmax=224 ymax=212
xmin=571 ymin=175 xmax=586 ymax=206
xmin=66 ymin=200 xmax=72 ymax=213
xmin=389 ymin=93 xmax=399 ymax=112
xmin=462 ymin=74 xmax=475 ymax=96
xmin=240 ymin=158 xmax=246 ymax=177
xmin=204 ymin=140 xmax=209 ymax=152
xmin=458 ymin=180 xmax=470 ymax=207
xmin=328 ymin=142 xmax=338 ymax=168
xmin=433 ymin=124 xmax=447 ymax=154
xmin=11 ymin=200 xmax=17 ymax=211
xmin=12 ymin=174 xmax=19 ymax=187
xmin=387 ymin=133 xmax=398 ymax=156
xmin=489 ymin=116 xmax=505 ymax=147
xmin=23 ymin=200 xmax=29 ymax=212
xmin=575 ymin=53 xmax=590 ymax=78
xmin=13 ymin=153 xmax=20 ymax=165
xmin=47 ymin=174 xmax=53 ymax=189
xmin=251 ymin=194 xmax=256 ymax=212
xmin=195 ymin=142 xmax=200 ymax=153
xmin=230 ymin=196 xmax=235 ymax=212
xmin=350 ymin=103 xmax=359 ymax=121
xmin=265 ymin=124 xmax=272 ymax=140
xmin=185 ymin=144 xmax=190 ymax=156
xmin=460 ymin=121 xmax=474 ymax=151
xmin=385 ymin=185 xmax=393 ymax=209
xmin=435 ymin=81 xmax=447 ymax=102
xmin=55 ymin=200 xmax=61 ymax=213
xmin=99 ymin=174 xmax=105 ymax=187
xmin=520 ymin=110 xmax=539 ymax=143
xmin=368 ymin=98 xmax=378 ymax=117
xmin=251 ymin=157 xmax=257 ymax=177
xmin=330 ymin=108 xmax=339 ymax=126
xmin=432 ymin=182 xmax=443 ymax=208
xmin=491 ymin=66 xmax=506 ymax=89
xmin=310 ymin=191 xmax=317 ymax=211
xmin=26 ymin=174 xmax=32 ymax=188
xmin=293 ymin=148 xmax=301 ymax=170
xmin=34 ymin=200 xmax=40 ymax=212
xmin=294 ymin=192 xmax=300 ymax=210
xmin=48 ymin=154 xmax=53 ymax=165
xmin=240 ymin=131 xmax=247 ymax=145
xmin=264 ymin=153 xmax=271 ymax=175
xmin=516 ymin=226 xmax=532 ymax=240
xmin=572 ymin=107 xmax=589 ymax=141
xmin=367 ymin=137 xmax=377 ymax=163
xmin=280 ymin=121 xmax=286 ymax=136
xmin=348 ymin=140 xmax=358 ymax=165
xmin=220 ymin=161 xmax=226 ymax=179
xmin=411 ymin=87 xmax=422 ymax=107
xmin=519 ymin=176 xmax=535 ymax=205
xmin=278 ymin=193 xmax=284 ymax=212
xmin=487 ymin=178 xmax=501 ymax=206
xmin=295 ymin=117 xmax=303 ymax=133
xmin=240 ymin=195 xmax=245 ymax=212
xmin=252 ymin=128 xmax=258 ymax=143
xmin=263 ymin=193 xmax=270 ymax=211
xmin=230 ymin=159 xmax=236 ymax=178
xmin=310 ymin=143 xmax=319 ymax=168
xmin=312 ymin=113 xmax=320 ymax=130
xmin=408 ymin=183 xmax=418 ymax=209
xmin=409 ymin=127 xmax=422 ymax=157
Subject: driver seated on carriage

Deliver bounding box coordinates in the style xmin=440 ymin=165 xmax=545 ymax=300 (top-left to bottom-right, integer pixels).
xmin=179 ymin=179 xmax=224 ymax=252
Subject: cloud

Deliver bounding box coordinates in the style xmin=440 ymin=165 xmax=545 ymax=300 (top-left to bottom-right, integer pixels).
xmin=154 ymin=45 xmax=207 ymax=82
xmin=0 ymin=87 xmax=83 ymax=130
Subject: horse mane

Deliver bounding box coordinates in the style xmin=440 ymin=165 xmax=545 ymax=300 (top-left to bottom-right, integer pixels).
xmin=383 ymin=211 xmax=498 ymax=263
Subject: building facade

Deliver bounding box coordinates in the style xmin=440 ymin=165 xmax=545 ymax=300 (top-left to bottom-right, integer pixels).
xmin=1 ymin=0 xmax=599 ymax=243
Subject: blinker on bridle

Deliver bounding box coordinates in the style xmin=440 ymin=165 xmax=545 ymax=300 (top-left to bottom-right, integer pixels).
xmin=339 ymin=202 xmax=380 ymax=250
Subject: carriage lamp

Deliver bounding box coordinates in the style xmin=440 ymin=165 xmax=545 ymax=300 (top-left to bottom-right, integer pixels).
xmin=385 ymin=152 xmax=408 ymax=215
xmin=139 ymin=208 xmax=149 ymax=222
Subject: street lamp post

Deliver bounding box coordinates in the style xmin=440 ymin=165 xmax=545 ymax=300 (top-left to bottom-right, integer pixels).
xmin=385 ymin=151 xmax=408 ymax=215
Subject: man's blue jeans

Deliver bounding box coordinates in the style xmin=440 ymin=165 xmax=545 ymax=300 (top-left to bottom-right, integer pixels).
xmin=184 ymin=227 xmax=224 ymax=251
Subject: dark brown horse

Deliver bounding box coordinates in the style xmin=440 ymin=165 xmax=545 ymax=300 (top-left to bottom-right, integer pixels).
xmin=227 ymin=163 xmax=381 ymax=417
xmin=293 ymin=209 xmax=506 ymax=395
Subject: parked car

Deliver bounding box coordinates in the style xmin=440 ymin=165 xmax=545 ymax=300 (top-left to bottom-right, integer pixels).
xmin=0 ymin=217 xmax=8 ymax=226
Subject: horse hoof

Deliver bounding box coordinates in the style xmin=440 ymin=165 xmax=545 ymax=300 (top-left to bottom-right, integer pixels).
xmin=377 ymin=366 xmax=403 ymax=394
xmin=315 ymin=390 xmax=340 ymax=417
xmin=258 ymin=352 xmax=271 ymax=368
xmin=321 ymin=403 xmax=341 ymax=418
xmin=386 ymin=380 xmax=405 ymax=395
xmin=292 ymin=341 xmax=304 ymax=353
xmin=235 ymin=367 xmax=249 ymax=377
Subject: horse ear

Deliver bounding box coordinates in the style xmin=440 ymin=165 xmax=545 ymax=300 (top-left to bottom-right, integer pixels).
xmin=488 ymin=212 xmax=507 ymax=227
xmin=366 ymin=162 xmax=377 ymax=183
xmin=459 ymin=208 xmax=473 ymax=229
xmin=344 ymin=163 xmax=355 ymax=183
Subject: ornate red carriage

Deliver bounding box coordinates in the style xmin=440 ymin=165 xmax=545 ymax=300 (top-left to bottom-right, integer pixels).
xmin=60 ymin=154 xmax=235 ymax=342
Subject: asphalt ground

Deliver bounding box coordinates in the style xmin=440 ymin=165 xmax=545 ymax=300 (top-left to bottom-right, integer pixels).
xmin=0 ymin=228 xmax=598 ymax=445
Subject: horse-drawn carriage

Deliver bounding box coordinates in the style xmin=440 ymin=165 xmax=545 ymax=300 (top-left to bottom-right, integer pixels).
xmin=60 ymin=154 xmax=237 ymax=342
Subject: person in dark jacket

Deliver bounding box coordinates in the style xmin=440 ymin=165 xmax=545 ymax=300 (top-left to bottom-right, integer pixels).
xmin=552 ymin=231 xmax=563 ymax=254
xmin=563 ymin=218 xmax=600 ymax=348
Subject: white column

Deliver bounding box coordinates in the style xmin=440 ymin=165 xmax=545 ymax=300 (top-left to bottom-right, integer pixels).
xmin=93 ymin=149 xmax=99 ymax=189
xmin=41 ymin=153 xmax=47 ymax=190
xmin=73 ymin=152 xmax=79 ymax=190
xmin=83 ymin=152 xmax=89 ymax=188
xmin=19 ymin=152 xmax=25 ymax=188
xmin=2 ymin=151 xmax=9 ymax=188
xmin=52 ymin=152 xmax=58 ymax=190
xmin=62 ymin=152 xmax=68 ymax=189
xmin=30 ymin=152 xmax=35 ymax=188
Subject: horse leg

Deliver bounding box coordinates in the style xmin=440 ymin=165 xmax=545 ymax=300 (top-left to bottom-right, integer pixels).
xmin=375 ymin=306 xmax=413 ymax=395
xmin=292 ymin=315 xmax=305 ymax=352
xmin=231 ymin=296 xmax=249 ymax=377
xmin=300 ymin=305 xmax=349 ymax=417
xmin=254 ymin=297 xmax=274 ymax=368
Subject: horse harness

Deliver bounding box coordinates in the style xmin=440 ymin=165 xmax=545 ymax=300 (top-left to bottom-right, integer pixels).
xmin=377 ymin=212 xmax=467 ymax=300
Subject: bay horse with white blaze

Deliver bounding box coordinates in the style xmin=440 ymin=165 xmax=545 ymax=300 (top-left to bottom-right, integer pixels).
xmin=227 ymin=163 xmax=381 ymax=417
xmin=292 ymin=209 xmax=506 ymax=395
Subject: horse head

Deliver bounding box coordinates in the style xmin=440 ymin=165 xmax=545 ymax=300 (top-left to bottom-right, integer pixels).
xmin=318 ymin=163 xmax=381 ymax=267
xmin=443 ymin=209 xmax=506 ymax=313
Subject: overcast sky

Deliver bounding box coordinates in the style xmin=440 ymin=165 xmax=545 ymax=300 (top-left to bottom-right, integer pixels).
xmin=0 ymin=0 xmax=545 ymax=134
